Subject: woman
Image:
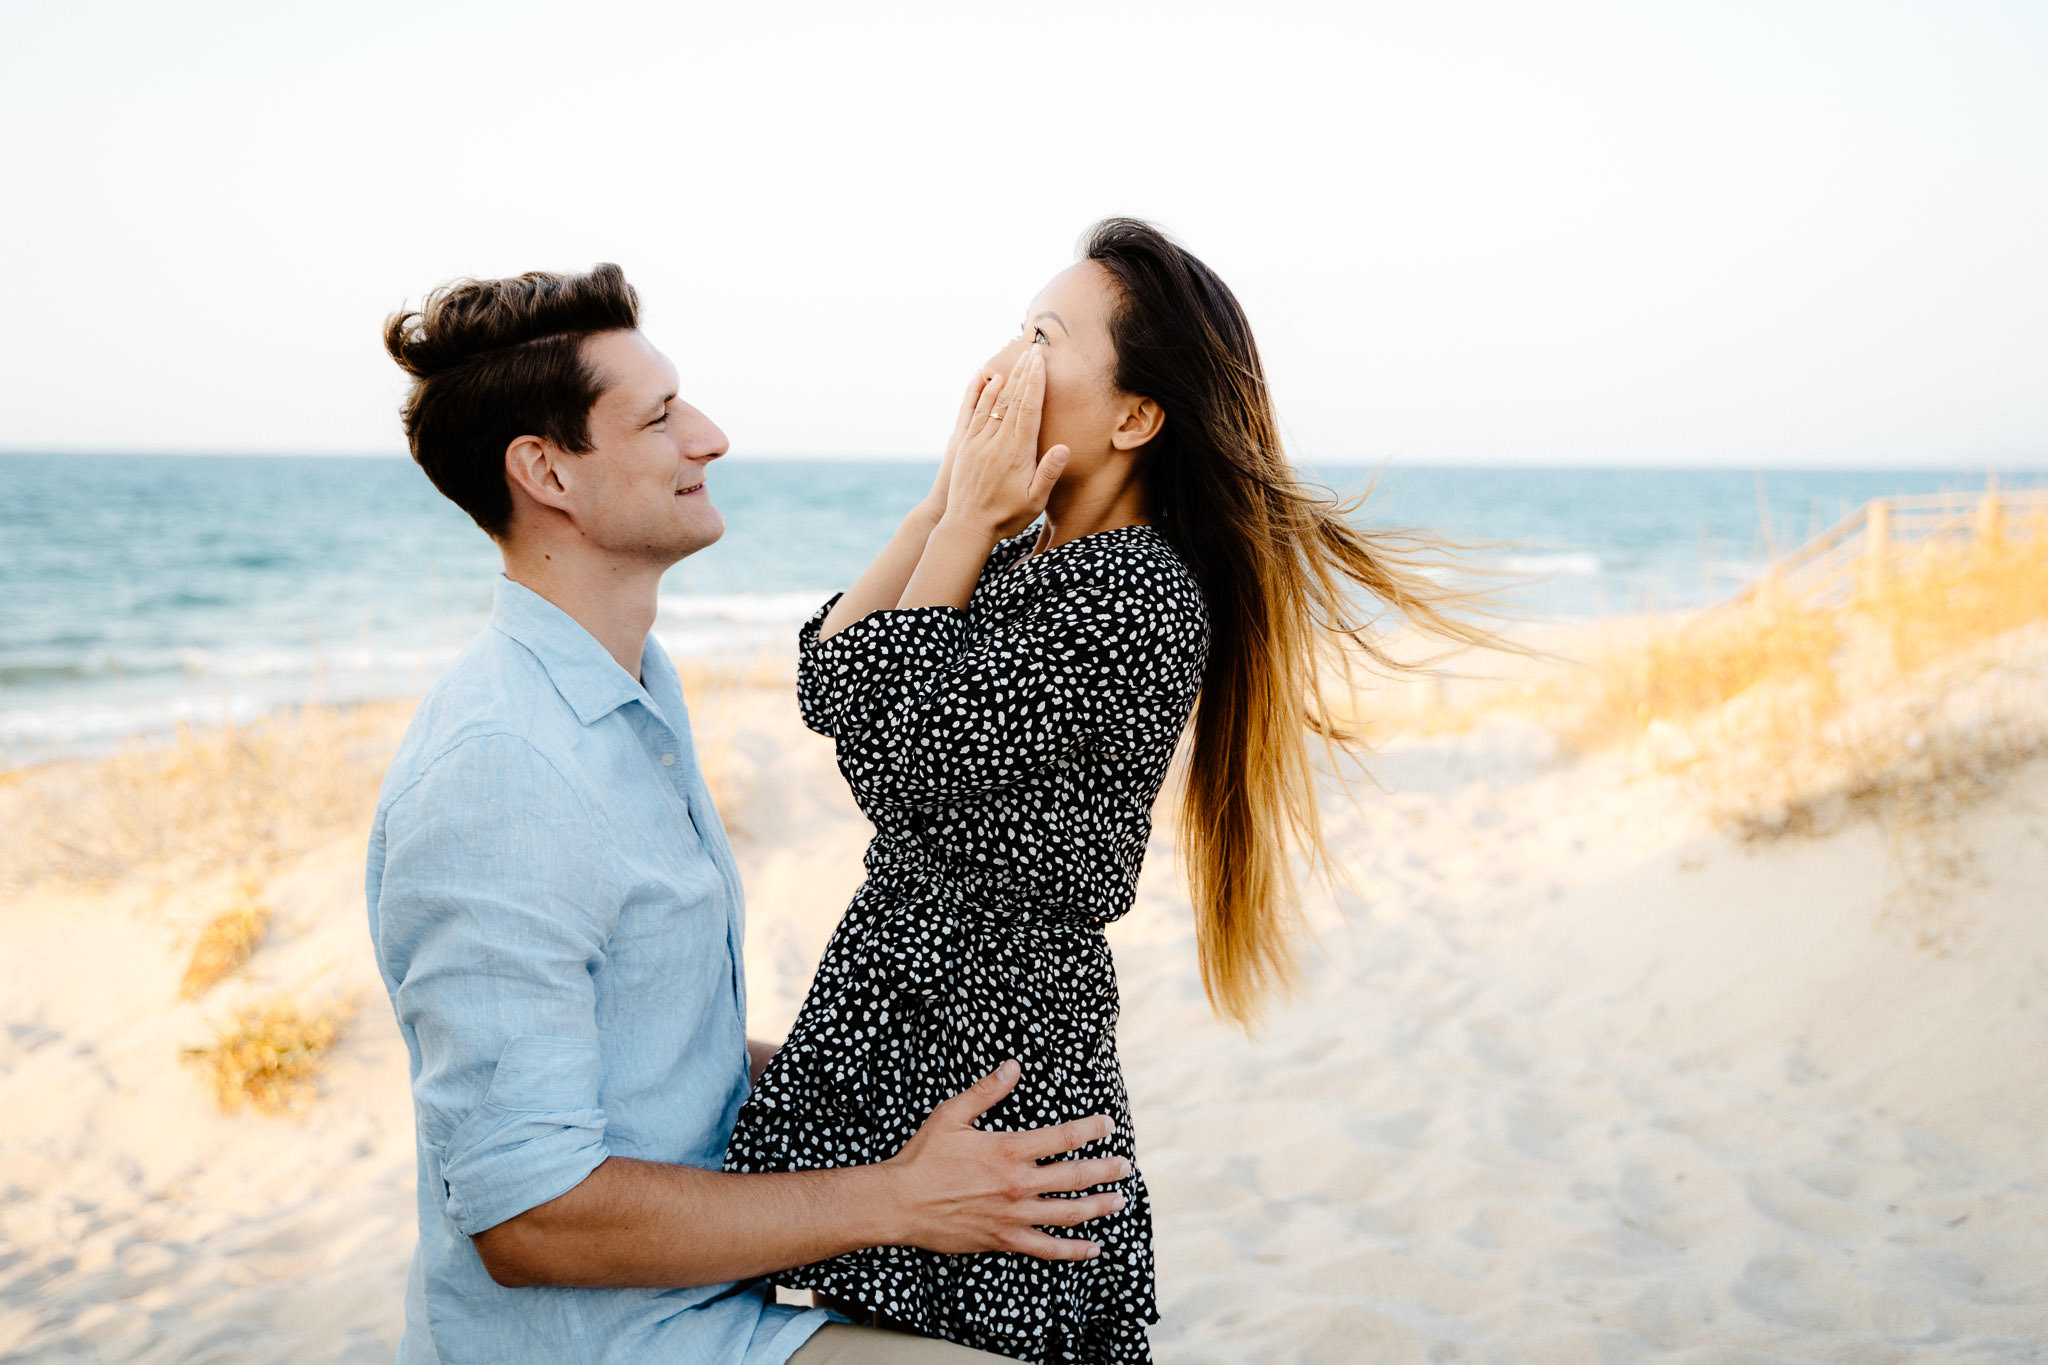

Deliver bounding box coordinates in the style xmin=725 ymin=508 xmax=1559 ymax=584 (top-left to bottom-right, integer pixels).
xmin=726 ymin=219 xmax=1504 ymax=1363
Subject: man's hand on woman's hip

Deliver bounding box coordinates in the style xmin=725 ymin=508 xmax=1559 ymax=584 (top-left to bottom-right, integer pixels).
xmin=879 ymin=1059 xmax=1128 ymax=1261
xmin=471 ymin=1059 xmax=1125 ymax=1289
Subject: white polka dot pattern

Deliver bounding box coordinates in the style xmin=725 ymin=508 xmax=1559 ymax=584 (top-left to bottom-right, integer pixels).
xmin=725 ymin=524 xmax=1208 ymax=1364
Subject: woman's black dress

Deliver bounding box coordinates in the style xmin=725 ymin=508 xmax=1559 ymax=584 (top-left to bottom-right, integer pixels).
xmin=724 ymin=523 xmax=1209 ymax=1365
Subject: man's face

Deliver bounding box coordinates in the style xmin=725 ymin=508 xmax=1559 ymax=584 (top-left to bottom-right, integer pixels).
xmin=559 ymin=329 xmax=727 ymax=565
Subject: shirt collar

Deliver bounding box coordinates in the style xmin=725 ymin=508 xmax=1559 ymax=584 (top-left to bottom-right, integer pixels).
xmin=490 ymin=575 xmax=650 ymax=726
xmin=635 ymin=631 xmax=687 ymax=732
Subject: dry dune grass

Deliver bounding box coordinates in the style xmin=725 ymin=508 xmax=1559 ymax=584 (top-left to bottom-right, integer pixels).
xmin=177 ymin=874 xmax=274 ymax=1000
xmin=673 ymin=644 xmax=786 ymax=834
xmin=1316 ymin=502 xmax=2048 ymax=922
xmin=0 ymin=708 xmax=396 ymax=1117
xmin=181 ymin=993 xmax=358 ymax=1115
xmin=1305 ymin=526 xmax=2047 ymax=960
xmin=1 ymin=670 xmax=765 ymax=896
xmin=680 ymin=678 xmax=748 ymax=833
xmin=1858 ymin=512 xmax=2048 ymax=675
xmin=0 ymin=702 xmax=413 ymax=893
xmin=1564 ymin=524 xmax=2048 ymax=849
xmin=3 ymin=662 xmax=762 ymax=1120
xmin=1558 ymin=596 xmax=1843 ymax=754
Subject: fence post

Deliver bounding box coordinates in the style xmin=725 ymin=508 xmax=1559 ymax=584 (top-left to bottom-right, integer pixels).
xmin=1754 ymin=565 xmax=1781 ymax=610
xmin=1975 ymin=492 xmax=2004 ymax=554
xmin=1862 ymin=500 xmax=1891 ymax=597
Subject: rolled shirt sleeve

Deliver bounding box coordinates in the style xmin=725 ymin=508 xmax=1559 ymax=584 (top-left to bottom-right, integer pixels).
xmin=372 ymin=732 xmax=622 ymax=1236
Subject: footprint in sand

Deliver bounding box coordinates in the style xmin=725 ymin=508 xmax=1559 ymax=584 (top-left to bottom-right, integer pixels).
xmin=1620 ymin=1279 xmax=1720 ymax=1350
xmin=1787 ymin=1156 xmax=1860 ymax=1200
xmin=1728 ymin=1252 xmax=1864 ymax=1333
xmin=1869 ymin=1282 xmax=1960 ymax=1346
xmin=1463 ymin=1019 xmax=1531 ymax=1077
xmin=1249 ymin=1117 xmax=1384 ymax=1203
xmin=1500 ymin=1094 xmax=1584 ymax=1164
xmin=1744 ymin=1170 xmax=1892 ymax=1245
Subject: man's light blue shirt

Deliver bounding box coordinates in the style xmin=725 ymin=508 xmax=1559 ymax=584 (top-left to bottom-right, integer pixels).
xmin=366 ymin=576 xmax=829 ymax=1365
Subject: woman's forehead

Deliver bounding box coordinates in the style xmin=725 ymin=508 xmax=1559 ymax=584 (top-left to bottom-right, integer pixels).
xmin=1029 ymin=261 xmax=1116 ymax=331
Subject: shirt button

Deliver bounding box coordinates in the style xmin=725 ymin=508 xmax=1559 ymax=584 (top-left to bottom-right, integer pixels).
xmin=661 ymin=753 xmax=676 ymax=766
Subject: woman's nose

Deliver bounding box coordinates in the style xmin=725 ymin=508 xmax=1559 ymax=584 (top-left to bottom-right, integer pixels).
xmin=985 ymin=339 xmax=1025 ymax=379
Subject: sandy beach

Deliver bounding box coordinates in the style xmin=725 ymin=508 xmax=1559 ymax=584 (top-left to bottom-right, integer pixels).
xmin=4 ymin=610 xmax=2047 ymax=1363
xmin=7 ymin=0 xmax=2047 ymax=1353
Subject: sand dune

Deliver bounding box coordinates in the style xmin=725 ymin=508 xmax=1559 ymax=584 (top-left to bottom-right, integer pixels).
xmin=1124 ymin=725 xmax=2048 ymax=1362
xmin=4 ymin=639 xmax=2047 ymax=1361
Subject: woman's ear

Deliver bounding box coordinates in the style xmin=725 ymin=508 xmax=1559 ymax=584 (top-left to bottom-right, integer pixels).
xmin=504 ymin=435 xmax=573 ymax=515
xmin=1111 ymin=397 xmax=1165 ymax=452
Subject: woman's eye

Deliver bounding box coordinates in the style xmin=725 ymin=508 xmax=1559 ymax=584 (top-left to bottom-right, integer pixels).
xmin=1033 ymin=327 xmax=1049 ymax=344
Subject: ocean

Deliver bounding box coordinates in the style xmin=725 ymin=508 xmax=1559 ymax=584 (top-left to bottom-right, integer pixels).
xmin=3 ymin=453 xmax=2037 ymax=766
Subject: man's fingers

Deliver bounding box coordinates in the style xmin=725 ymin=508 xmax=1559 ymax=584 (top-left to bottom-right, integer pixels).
xmin=1028 ymin=1154 xmax=1131 ymax=1196
xmin=930 ymin=1059 xmax=1021 ymax=1127
xmin=1026 ymin=1190 xmax=1127 ymax=1228
xmin=1016 ymin=1113 xmax=1113 ymax=1162
xmin=1007 ymin=1230 xmax=1102 ymax=1262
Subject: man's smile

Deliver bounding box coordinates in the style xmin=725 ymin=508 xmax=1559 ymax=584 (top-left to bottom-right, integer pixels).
xmin=677 ymin=479 xmax=706 ymax=497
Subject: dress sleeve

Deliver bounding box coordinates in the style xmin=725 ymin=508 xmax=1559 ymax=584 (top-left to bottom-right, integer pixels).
xmin=795 ymin=593 xmax=862 ymax=736
xmin=370 ymin=733 xmax=618 ymax=1236
xmin=794 ymin=565 xmax=1206 ymax=809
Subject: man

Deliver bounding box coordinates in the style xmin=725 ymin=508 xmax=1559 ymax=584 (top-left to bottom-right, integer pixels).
xmin=367 ymin=264 xmax=1125 ymax=1364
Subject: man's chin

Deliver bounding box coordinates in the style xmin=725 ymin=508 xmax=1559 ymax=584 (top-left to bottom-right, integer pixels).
xmin=676 ymin=508 xmax=726 ymax=558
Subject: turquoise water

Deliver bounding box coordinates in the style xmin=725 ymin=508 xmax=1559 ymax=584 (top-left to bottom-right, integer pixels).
xmin=2 ymin=453 xmax=2036 ymax=763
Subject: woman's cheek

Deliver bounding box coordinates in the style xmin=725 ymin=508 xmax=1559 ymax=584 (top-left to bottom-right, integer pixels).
xmin=1038 ymin=367 xmax=1082 ymax=453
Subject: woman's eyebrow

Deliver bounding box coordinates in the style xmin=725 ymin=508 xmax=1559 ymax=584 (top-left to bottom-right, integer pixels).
xmin=1033 ymin=311 xmax=1070 ymax=336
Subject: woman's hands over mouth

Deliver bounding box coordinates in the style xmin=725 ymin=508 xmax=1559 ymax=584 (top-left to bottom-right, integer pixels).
xmin=827 ymin=357 xmax=1053 ymax=638
xmin=891 ymin=347 xmax=1068 ymax=615
xmin=916 ymin=369 xmax=993 ymax=525
xmin=938 ymin=346 xmax=1069 ymax=541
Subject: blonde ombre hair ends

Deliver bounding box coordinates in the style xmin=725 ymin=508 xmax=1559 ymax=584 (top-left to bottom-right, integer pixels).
xmin=1084 ymin=219 xmax=1511 ymax=1028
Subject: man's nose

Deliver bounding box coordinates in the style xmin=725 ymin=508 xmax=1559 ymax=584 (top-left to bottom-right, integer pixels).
xmin=677 ymin=405 xmax=728 ymax=460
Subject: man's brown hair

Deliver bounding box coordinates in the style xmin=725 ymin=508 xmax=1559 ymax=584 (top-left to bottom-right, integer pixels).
xmin=383 ymin=264 xmax=640 ymax=537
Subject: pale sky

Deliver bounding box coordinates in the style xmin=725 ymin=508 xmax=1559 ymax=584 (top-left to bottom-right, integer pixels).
xmin=3 ymin=0 xmax=2043 ymax=466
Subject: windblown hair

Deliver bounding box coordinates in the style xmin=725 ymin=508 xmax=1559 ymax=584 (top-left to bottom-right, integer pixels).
xmin=383 ymin=263 xmax=640 ymax=537
xmin=1084 ymin=218 xmax=1513 ymax=1029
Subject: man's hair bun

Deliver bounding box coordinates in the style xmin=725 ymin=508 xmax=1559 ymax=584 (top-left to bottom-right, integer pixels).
xmin=383 ymin=263 xmax=638 ymax=380
xmin=382 ymin=263 xmax=641 ymax=536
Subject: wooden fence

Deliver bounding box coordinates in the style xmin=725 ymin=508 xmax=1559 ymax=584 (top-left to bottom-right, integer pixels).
xmin=1741 ymin=488 xmax=2048 ymax=608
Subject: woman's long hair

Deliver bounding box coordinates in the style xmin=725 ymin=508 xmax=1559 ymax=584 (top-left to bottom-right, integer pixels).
xmin=1085 ymin=218 xmax=1515 ymax=1029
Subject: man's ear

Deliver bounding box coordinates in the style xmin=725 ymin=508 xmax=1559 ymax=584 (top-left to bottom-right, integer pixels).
xmin=1111 ymin=397 xmax=1165 ymax=452
xmin=504 ymin=435 xmax=573 ymax=515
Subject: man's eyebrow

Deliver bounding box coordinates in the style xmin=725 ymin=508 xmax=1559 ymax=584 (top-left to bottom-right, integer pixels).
xmin=1033 ymin=311 xmax=1069 ymax=336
